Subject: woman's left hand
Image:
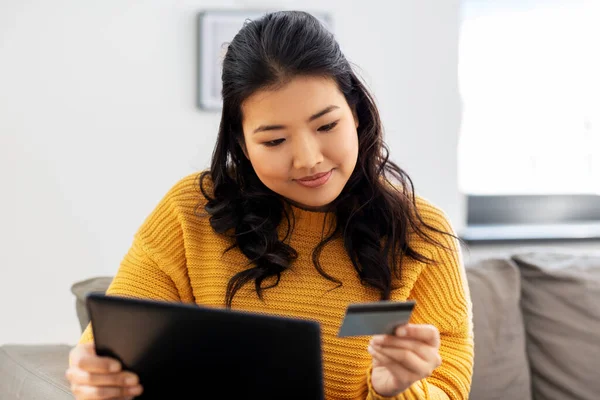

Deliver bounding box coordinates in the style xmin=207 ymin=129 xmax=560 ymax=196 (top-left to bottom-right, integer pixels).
xmin=368 ymin=323 xmax=442 ymax=397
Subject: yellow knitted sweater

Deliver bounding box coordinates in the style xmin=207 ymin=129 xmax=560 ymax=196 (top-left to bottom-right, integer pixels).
xmin=79 ymin=172 xmax=474 ymax=399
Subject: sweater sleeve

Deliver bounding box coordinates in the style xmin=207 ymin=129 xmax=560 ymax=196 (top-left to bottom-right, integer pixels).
xmin=365 ymin=200 xmax=474 ymax=400
xmin=78 ymin=236 xmax=183 ymax=344
xmin=78 ymin=175 xmax=199 ymax=344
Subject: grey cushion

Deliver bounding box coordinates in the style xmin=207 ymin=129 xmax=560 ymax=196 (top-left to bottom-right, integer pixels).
xmin=71 ymin=276 xmax=113 ymax=332
xmin=512 ymin=252 xmax=600 ymax=400
xmin=465 ymin=258 xmax=532 ymax=400
xmin=77 ymin=263 xmax=535 ymax=399
xmin=0 ymin=345 xmax=73 ymax=400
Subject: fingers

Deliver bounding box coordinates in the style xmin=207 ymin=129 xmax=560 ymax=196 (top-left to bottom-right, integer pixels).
xmin=70 ymin=383 xmax=143 ymax=399
xmin=368 ymin=342 xmax=432 ymax=376
xmin=66 ymin=367 xmax=143 ymax=400
xmin=368 ymin=344 xmax=422 ymax=383
xmin=371 ymin=335 xmax=439 ymax=363
xmin=369 ymin=323 xmax=443 ymax=378
xmin=66 ymin=343 xmax=143 ymax=400
xmin=66 ymin=368 xmax=139 ymax=387
xmin=373 ymin=324 xmax=440 ymax=347
xmin=69 ymin=347 xmax=122 ymax=374
xmin=401 ymin=324 xmax=440 ymax=347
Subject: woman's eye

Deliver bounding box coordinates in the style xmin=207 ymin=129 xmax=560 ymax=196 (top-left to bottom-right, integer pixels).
xmin=318 ymin=121 xmax=339 ymax=132
xmin=263 ymin=139 xmax=285 ymax=147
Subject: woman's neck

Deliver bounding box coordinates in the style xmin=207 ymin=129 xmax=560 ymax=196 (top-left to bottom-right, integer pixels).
xmin=282 ymin=197 xmax=334 ymax=213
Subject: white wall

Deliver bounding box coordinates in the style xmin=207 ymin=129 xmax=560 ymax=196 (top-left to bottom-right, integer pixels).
xmin=0 ymin=0 xmax=463 ymax=345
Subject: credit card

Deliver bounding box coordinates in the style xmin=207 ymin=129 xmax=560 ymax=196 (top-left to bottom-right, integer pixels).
xmin=337 ymin=300 xmax=416 ymax=337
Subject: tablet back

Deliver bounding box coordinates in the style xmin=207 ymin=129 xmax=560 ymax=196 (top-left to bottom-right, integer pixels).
xmin=86 ymin=293 xmax=324 ymax=399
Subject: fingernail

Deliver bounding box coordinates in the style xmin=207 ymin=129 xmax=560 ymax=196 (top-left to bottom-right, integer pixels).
xmin=396 ymin=327 xmax=407 ymax=336
xmin=367 ymin=345 xmax=375 ymax=354
xmin=109 ymin=362 xmax=120 ymax=372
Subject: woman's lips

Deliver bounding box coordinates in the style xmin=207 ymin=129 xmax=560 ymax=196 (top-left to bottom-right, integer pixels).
xmin=295 ymin=169 xmax=333 ymax=188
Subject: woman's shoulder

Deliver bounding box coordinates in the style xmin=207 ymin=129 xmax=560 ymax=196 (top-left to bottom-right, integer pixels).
xmin=385 ymin=179 xmax=453 ymax=232
xmin=413 ymin=195 xmax=454 ymax=232
xmin=160 ymin=170 xmax=214 ymax=208
xmin=398 ymin=193 xmax=458 ymax=255
xmin=387 ymin=180 xmax=454 ymax=234
xmin=136 ymin=170 xmax=213 ymax=232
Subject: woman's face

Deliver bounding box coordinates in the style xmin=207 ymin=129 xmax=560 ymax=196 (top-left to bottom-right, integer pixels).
xmin=241 ymin=76 xmax=359 ymax=210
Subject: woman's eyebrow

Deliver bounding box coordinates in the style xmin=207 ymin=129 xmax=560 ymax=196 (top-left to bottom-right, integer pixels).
xmin=253 ymin=105 xmax=340 ymax=134
xmin=307 ymin=105 xmax=339 ymax=122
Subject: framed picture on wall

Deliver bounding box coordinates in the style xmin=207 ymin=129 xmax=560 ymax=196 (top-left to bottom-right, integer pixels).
xmin=197 ymin=9 xmax=333 ymax=111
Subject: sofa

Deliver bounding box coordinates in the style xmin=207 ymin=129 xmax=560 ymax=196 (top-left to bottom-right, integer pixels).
xmin=1 ymin=250 xmax=599 ymax=399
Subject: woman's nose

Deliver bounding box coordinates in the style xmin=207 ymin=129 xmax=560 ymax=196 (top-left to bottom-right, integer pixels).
xmin=292 ymin=134 xmax=323 ymax=170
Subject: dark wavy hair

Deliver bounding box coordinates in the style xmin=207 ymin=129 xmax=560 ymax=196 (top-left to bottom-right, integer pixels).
xmin=198 ymin=10 xmax=459 ymax=307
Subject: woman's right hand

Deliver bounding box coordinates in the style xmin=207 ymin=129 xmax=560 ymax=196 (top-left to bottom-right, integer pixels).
xmin=66 ymin=342 xmax=143 ymax=400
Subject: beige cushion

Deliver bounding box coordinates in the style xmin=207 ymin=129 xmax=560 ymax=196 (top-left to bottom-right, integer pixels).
xmin=71 ymin=276 xmax=113 ymax=332
xmin=512 ymin=252 xmax=600 ymax=400
xmin=0 ymin=345 xmax=73 ymax=400
xmin=465 ymin=258 xmax=532 ymax=400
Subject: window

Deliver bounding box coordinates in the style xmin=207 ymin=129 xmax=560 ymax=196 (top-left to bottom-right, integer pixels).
xmin=458 ymin=0 xmax=600 ymax=241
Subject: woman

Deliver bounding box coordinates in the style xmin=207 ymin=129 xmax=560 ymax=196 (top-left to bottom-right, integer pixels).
xmin=66 ymin=10 xmax=473 ymax=400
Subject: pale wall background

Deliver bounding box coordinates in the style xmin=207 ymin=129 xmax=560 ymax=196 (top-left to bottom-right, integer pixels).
xmin=0 ymin=0 xmax=465 ymax=345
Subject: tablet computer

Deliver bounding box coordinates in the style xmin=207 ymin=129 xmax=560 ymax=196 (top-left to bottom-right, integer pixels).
xmin=86 ymin=293 xmax=325 ymax=399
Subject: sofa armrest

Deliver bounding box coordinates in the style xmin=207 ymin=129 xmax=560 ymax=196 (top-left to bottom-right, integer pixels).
xmin=71 ymin=276 xmax=113 ymax=332
xmin=0 ymin=344 xmax=74 ymax=400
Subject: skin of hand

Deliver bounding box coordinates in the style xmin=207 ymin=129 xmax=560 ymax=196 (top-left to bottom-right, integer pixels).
xmin=66 ymin=342 xmax=143 ymax=400
xmin=368 ymin=323 xmax=443 ymax=397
